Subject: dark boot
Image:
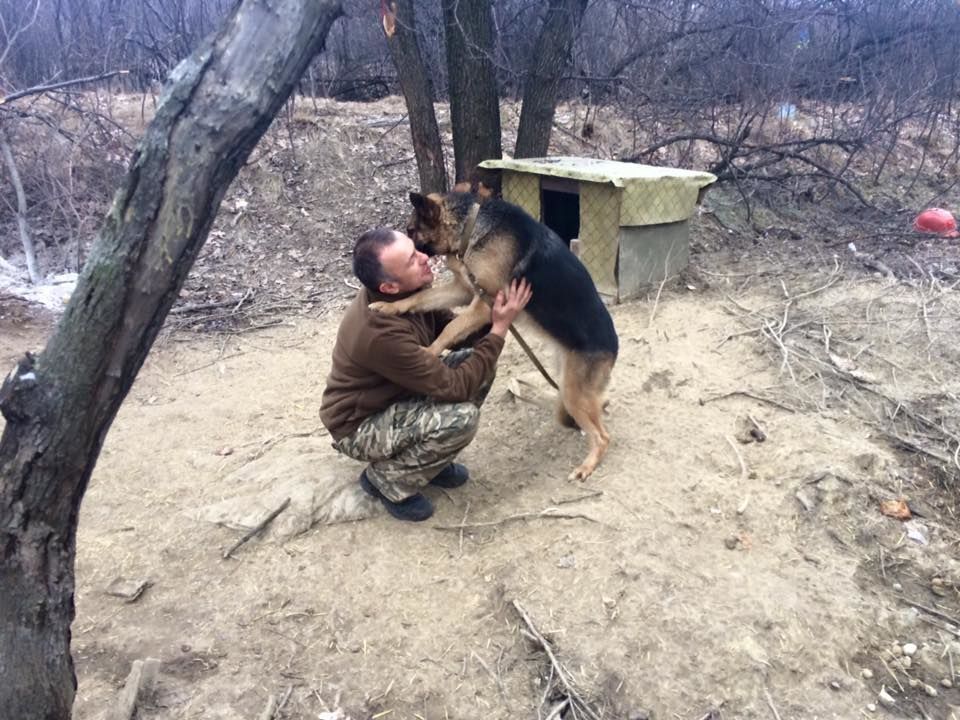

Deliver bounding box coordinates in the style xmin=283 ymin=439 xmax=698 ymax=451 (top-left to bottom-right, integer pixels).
xmin=429 ymin=463 xmax=469 ymax=488
xmin=359 ymin=471 xmax=433 ymax=522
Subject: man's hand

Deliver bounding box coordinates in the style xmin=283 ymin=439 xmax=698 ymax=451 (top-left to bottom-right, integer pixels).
xmin=491 ymin=278 xmax=533 ymax=338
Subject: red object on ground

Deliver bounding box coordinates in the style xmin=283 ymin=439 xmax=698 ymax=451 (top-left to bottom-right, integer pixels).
xmin=913 ymin=208 xmax=959 ymax=237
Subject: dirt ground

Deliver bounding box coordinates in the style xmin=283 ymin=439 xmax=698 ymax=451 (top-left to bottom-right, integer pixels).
xmin=2 ymin=95 xmax=960 ymax=720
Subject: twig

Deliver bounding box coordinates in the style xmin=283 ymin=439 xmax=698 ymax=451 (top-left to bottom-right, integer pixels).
xmin=747 ymin=414 xmax=767 ymax=441
xmin=878 ymin=653 xmax=905 ymax=692
xmin=222 ymin=498 xmax=291 ymax=560
xmin=725 ymin=436 xmax=748 ymax=481
xmin=258 ymin=694 xmax=279 ymax=720
xmin=549 ymin=490 xmax=604 ymax=506
xmin=458 ymin=501 xmax=470 ymax=556
xmin=894 ymin=595 xmax=960 ymax=627
xmin=0 ymin=69 xmax=130 ymax=104
xmin=170 ymin=291 xmax=254 ymax=315
xmin=648 ymin=274 xmax=668 ymax=328
xmin=471 ymin=650 xmax=506 ymax=697
xmin=699 ymin=390 xmax=799 ymax=414
xmin=247 ymin=427 xmax=324 ymax=462
xmin=277 ymin=685 xmax=294 ymax=714
xmin=175 ymin=351 xmax=247 ymax=376
xmin=375 ymin=155 xmax=414 ymax=169
xmin=544 ymin=699 xmax=570 ymax=720
xmin=434 ymin=508 xmax=605 ymax=531
xmin=763 ymin=687 xmax=783 ymax=720
xmin=512 ymin=600 xmax=601 ymax=720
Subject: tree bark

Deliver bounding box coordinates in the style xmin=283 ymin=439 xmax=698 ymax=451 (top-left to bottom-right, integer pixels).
xmin=385 ymin=0 xmax=448 ymax=193
xmin=442 ymin=0 xmax=502 ymax=183
xmin=514 ymin=0 xmax=588 ymax=159
xmin=0 ymin=2 xmax=343 ymax=718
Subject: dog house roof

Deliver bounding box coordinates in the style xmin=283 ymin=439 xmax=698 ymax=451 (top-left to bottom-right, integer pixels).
xmin=479 ymin=156 xmax=716 ymax=189
xmin=480 ymin=156 xmax=717 ymax=229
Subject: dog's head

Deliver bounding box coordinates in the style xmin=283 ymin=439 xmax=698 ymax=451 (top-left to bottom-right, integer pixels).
xmin=406 ymin=191 xmax=473 ymax=256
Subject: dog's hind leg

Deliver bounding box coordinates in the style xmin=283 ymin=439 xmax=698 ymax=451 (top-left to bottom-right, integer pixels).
xmin=559 ymin=351 xmax=614 ymax=481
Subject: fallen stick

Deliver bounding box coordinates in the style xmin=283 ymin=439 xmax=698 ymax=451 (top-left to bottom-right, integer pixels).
xmin=433 ymin=508 xmax=604 ymax=532
xmin=109 ymin=658 xmax=160 ymax=720
xmin=550 ymin=490 xmax=604 ymax=506
xmin=699 ymin=390 xmax=799 ymax=414
xmin=895 ymin=595 xmax=960 ymax=628
xmin=222 ymin=498 xmax=291 ymax=560
xmin=763 ymin=687 xmax=783 ymax=720
xmin=725 ymin=435 xmax=748 ymax=482
xmin=258 ymin=685 xmax=294 ymax=720
xmin=512 ymin=600 xmax=601 ymax=720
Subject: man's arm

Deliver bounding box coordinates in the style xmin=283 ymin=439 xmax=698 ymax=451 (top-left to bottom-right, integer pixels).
xmin=366 ymin=279 xmax=533 ymax=402
xmin=365 ymin=328 xmax=504 ymax=403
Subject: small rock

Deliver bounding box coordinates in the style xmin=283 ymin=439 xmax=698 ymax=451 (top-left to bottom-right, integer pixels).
xmin=892 ymin=644 xmax=904 ymax=656
xmin=878 ymin=687 xmax=896 ymax=707
xmin=862 ymin=668 xmax=874 ymax=679
xmin=901 ymin=656 xmax=912 ymax=669
xmin=902 ymin=643 xmax=917 ymax=656
xmin=942 ymin=678 xmax=953 ymax=689
xmin=724 ymin=536 xmax=740 ymax=550
xmin=909 ymin=678 xmax=920 ymax=688
xmin=924 ymin=684 xmax=938 ymax=697
xmin=830 ymin=680 xmax=841 ymax=690
xmin=866 ymin=703 xmax=877 ymax=713
xmin=892 ymin=581 xmax=903 ymax=592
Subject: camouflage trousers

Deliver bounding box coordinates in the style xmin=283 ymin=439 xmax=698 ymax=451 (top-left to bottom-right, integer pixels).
xmin=334 ymin=350 xmax=494 ymax=502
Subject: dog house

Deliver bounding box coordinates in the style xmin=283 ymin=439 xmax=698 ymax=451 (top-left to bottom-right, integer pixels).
xmin=478 ymin=157 xmax=717 ymax=302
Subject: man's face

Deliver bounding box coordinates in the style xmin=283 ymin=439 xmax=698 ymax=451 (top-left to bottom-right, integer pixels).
xmin=377 ymin=231 xmax=434 ymax=294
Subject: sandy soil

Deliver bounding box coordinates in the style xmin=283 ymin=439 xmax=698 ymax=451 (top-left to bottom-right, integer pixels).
xmin=1 ymin=94 xmax=959 ymax=720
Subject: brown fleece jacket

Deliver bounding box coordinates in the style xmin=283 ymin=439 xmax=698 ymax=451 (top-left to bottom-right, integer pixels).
xmin=319 ymin=288 xmax=504 ymax=441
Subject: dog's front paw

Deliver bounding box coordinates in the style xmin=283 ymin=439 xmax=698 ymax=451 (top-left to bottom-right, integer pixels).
xmin=426 ymin=341 xmax=448 ymax=356
xmin=368 ymin=301 xmax=402 ymax=315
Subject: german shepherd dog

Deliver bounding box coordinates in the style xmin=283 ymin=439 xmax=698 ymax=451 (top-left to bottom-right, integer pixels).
xmin=369 ymin=189 xmax=619 ymax=481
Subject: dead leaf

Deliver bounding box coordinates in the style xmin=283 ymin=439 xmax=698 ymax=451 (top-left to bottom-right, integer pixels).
xmin=880 ymin=499 xmax=911 ymax=521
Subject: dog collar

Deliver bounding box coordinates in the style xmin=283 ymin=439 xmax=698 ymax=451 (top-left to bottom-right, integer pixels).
xmin=457 ymin=202 xmax=480 ymax=259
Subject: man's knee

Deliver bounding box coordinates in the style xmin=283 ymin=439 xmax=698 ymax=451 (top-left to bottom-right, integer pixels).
xmin=430 ymin=402 xmax=480 ymax=445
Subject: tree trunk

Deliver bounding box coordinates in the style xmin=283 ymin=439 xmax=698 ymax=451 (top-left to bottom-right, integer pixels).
xmin=0 ymin=128 xmax=41 ymax=284
xmin=514 ymin=0 xmax=588 ymax=159
xmin=0 ymin=2 xmax=343 ymax=718
xmin=442 ymin=0 xmax=502 ymax=183
xmin=385 ymin=0 xmax=447 ymax=193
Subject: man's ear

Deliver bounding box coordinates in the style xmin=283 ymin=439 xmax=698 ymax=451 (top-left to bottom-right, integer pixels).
xmin=409 ymin=192 xmax=441 ymax=227
xmin=378 ymin=279 xmax=400 ymax=295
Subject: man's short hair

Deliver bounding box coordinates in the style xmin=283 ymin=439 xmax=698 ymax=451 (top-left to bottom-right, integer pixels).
xmin=353 ymin=227 xmax=397 ymax=292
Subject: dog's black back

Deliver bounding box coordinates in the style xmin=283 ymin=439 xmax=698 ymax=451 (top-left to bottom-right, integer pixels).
xmin=479 ymin=199 xmax=619 ymax=357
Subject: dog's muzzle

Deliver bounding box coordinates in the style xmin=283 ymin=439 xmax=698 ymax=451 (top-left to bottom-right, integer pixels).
xmin=415 ymin=242 xmax=437 ymax=257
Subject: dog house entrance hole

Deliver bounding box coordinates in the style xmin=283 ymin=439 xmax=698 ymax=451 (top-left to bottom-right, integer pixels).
xmin=540 ymin=177 xmax=580 ymax=248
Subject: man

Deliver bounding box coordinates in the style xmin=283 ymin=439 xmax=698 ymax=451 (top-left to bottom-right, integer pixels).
xmin=320 ymin=227 xmax=532 ymax=522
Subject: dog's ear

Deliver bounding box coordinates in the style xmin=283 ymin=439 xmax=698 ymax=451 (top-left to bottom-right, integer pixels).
xmin=409 ymin=192 xmax=441 ymax=226
xmin=475 ymin=181 xmax=494 ymax=200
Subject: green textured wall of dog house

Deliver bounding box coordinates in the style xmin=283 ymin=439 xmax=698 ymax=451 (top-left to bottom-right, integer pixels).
xmin=479 ymin=157 xmax=716 ymax=301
